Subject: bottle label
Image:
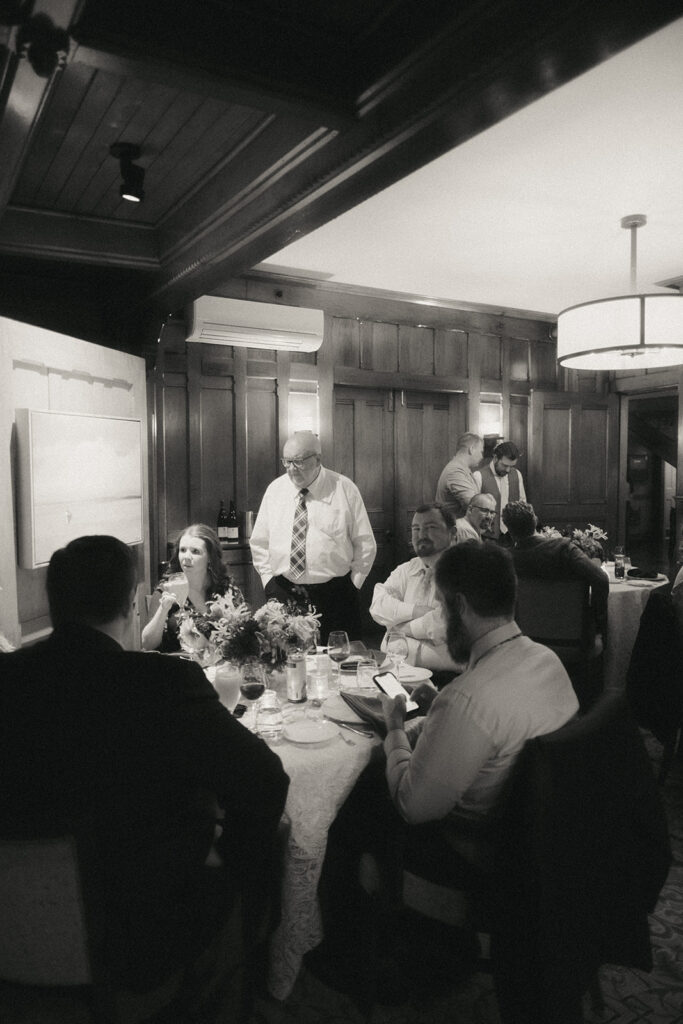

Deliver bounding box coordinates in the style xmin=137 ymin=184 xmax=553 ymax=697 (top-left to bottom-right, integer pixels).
xmin=227 ymin=527 xmax=239 ymax=541
xmin=218 ymin=526 xmax=229 ymax=539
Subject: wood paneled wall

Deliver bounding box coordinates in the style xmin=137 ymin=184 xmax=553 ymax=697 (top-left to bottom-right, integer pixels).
xmin=150 ymin=278 xmax=560 ymax=576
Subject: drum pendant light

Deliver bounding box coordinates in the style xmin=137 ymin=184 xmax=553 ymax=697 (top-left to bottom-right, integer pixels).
xmin=557 ymin=215 xmax=683 ymax=371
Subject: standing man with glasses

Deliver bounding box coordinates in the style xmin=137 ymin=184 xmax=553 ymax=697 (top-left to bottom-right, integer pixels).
xmin=454 ymin=493 xmax=497 ymax=543
xmin=249 ymin=430 xmax=377 ymax=642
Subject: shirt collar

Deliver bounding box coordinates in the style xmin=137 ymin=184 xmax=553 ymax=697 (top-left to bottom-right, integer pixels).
xmin=468 ymin=620 xmax=520 ymax=668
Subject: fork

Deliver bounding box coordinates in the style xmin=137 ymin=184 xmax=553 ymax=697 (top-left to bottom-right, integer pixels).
xmin=336 ymin=729 xmax=355 ymax=746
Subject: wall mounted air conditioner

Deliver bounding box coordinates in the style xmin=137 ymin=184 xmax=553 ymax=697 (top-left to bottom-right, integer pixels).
xmin=186 ymin=296 xmax=324 ymax=352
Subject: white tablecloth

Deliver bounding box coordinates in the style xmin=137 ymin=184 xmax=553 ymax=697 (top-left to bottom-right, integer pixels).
xmin=264 ymin=704 xmax=380 ymax=1000
xmin=603 ymin=566 xmax=668 ymax=691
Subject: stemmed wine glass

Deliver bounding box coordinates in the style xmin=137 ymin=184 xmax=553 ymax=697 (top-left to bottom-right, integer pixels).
xmin=327 ymin=630 xmax=351 ymax=689
xmin=385 ymin=630 xmax=409 ymax=682
xmin=239 ymin=663 xmax=266 ymax=729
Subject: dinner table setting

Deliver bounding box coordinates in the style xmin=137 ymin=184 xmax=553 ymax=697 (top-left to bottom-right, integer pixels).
xmin=602 ymin=558 xmax=669 ymax=691
xmin=205 ymin=637 xmax=432 ymax=1000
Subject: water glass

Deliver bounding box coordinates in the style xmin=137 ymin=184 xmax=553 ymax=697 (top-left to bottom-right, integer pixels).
xmin=356 ymin=657 xmax=378 ymax=693
xmin=255 ymin=690 xmax=284 ymax=741
xmin=162 ymin=571 xmax=189 ymax=606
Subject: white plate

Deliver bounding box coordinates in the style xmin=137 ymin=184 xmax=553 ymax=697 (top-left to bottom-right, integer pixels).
xmin=391 ymin=665 xmax=433 ymax=683
xmin=283 ymin=719 xmax=338 ymax=745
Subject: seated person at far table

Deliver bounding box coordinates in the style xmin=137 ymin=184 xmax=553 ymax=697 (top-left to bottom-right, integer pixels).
xmin=502 ymin=500 xmax=608 ymax=640
xmin=369 ymin=503 xmax=460 ymax=672
xmin=453 ymin=492 xmax=497 ymax=543
xmin=142 ymin=522 xmax=244 ymax=652
xmin=0 ymin=535 xmax=289 ymax=1022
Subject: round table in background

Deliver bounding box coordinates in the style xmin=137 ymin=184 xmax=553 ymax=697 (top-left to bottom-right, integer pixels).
xmin=603 ymin=564 xmax=668 ymax=692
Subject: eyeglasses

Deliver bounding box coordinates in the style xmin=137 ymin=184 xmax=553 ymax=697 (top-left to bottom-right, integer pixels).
xmin=281 ymin=453 xmax=318 ymax=470
xmin=471 ymin=505 xmax=495 ymax=515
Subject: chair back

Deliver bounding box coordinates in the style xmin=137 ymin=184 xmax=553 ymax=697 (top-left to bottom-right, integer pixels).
xmin=0 ymin=835 xmax=92 ymax=986
xmin=492 ymin=694 xmax=671 ymax=1023
xmin=515 ymin=576 xmax=594 ymax=662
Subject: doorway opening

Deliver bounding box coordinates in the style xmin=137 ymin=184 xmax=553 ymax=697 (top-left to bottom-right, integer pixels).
xmin=625 ymin=392 xmax=678 ymax=573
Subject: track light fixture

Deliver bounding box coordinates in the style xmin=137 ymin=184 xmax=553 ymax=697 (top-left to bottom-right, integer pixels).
xmin=110 ymin=142 xmax=145 ymax=203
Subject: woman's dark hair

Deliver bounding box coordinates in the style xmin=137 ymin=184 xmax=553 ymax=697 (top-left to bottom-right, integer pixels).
xmin=435 ymin=540 xmax=517 ymax=618
xmin=168 ymin=523 xmax=229 ymax=596
xmin=47 ymin=536 xmax=137 ymax=627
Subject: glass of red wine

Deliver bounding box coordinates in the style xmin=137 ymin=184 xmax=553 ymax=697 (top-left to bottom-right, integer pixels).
xmin=239 ymin=662 xmax=266 ymax=729
xmin=327 ymin=631 xmax=350 ymax=691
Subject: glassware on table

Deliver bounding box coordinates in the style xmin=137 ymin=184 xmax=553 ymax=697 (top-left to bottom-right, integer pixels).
xmin=327 ymin=631 xmax=351 ymax=688
xmin=385 ymin=630 xmax=409 ymax=681
xmin=161 ymin=571 xmax=189 ymax=606
xmin=239 ymin=661 xmax=267 ymax=729
xmin=356 ymin=655 xmax=378 ymax=693
xmin=305 ymin=654 xmax=330 ymax=720
xmin=613 ymin=546 xmax=625 ymax=581
xmin=255 ymin=689 xmax=284 ymax=741
xmin=212 ymin=662 xmax=242 ymax=712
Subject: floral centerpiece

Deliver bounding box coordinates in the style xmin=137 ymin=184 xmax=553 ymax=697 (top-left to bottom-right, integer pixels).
xmin=540 ymin=522 xmax=608 ymax=562
xmin=177 ymin=592 xmax=320 ymax=673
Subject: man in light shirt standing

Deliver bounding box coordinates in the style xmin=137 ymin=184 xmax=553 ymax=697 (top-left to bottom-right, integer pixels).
xmin=435 ymin=432 xmax=484 ymax=520
xmin=250 ymin=430 xmax=377 ymax=642
xmin=369 ymin=503 xmax=458 ymax=671
xmin=472 ymin=440 xmax=526 ymax=542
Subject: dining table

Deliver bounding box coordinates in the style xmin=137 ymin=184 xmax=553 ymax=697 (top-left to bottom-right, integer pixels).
xmin=603 ymin=562 xmax=669 ymax=692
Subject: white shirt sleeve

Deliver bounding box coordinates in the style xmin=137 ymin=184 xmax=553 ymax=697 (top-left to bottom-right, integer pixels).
xmin=346 ymin=482 xmax=377 ymax=588
xmin=369 ymin=563 xmax=413 ymax=626
xmin=248 ymin=491 xmax=275 ymax=586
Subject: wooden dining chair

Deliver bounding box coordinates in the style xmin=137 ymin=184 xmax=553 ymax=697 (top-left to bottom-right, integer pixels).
xmin=0 ymin=833 xmax=183 ymax=1023
xmin=514 ymin=576 xmax=603 ymax=708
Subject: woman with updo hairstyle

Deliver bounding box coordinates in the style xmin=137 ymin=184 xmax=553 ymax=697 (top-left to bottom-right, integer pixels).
xmin=141 ymin=523 xmax=244 ymax=652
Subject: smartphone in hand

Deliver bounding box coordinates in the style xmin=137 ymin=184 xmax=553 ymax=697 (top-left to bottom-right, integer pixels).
xmin=373 ymin=671 xmax=419 ymax=713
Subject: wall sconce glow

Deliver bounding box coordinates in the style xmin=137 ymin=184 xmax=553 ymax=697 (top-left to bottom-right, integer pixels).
xmin=557 ymin=215 xmax=683 ymax=372
xmin=289 ymin=388 xmax=319 ymax=435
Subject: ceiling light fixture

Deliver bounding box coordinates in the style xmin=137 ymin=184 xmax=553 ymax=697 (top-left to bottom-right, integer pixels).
xmin=557 ymin=215 xmax=683 ymax=371
xmin=110 ymin=142 xmax=145 ymax=203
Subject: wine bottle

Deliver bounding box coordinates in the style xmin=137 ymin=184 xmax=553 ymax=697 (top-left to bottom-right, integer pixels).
xmin=227 ymin=500 xmax=239 ymax=542
xmin=216 ymin=500 xmax=229 ymax=542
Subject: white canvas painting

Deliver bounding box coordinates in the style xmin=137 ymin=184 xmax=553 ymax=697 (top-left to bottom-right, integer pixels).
xmin=16 ymin=409 xmax=143 ymax=568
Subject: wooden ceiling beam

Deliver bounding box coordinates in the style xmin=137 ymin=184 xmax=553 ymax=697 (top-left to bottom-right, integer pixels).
xmin=144 ymin=0 xmax=683 ymax=313
xmin=0 ymin=0 xmax=81 ymax=212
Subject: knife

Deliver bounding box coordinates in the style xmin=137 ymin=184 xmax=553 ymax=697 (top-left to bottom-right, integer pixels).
xmin=324 ymin=716 xmax=374 ymax=738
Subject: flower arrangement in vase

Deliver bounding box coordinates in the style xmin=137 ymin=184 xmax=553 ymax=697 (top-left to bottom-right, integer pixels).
xmin=177 ymin=593 xmax=320 ymax=675
xmin=540 ymin=522 xmax=608 ymax=563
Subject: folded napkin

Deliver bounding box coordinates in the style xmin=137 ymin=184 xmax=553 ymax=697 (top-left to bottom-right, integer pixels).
xmin=627 ymin=567 xmax=659 ymax=580
xmin=339 ymin=691 xmax=386 ymax=735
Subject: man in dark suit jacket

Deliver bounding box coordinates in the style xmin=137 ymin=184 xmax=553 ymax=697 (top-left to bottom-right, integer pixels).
xmin=0 ymin=536 xmax=289 ymax=1017
xmin=502 ymin=500 xmax=609 ymax=637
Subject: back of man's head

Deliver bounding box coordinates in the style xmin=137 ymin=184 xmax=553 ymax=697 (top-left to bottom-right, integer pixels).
xmin=435 ymin=540 xmax=517 ymax=619
xmin=456 ymin=432 xmax=482 ymax=454
xmin=493 ymin=440 xmax=521 ymax=461
xmin=47 ymin=535 xmax=137 ymax=629
xmin=502 ymin=500 xmax=537 ymax=540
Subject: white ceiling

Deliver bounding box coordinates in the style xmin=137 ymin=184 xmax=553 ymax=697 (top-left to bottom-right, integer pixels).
xmin=261 ymin=17 xmax=683 ymax=321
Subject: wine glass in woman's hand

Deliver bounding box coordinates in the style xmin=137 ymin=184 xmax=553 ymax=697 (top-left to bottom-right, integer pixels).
xmin=385 ymin=630 xmax=409 ymax=682
xmin=327 ymin=631 xmax=350 ymax=687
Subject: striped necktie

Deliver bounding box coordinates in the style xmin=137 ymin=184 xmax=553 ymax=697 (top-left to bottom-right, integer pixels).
xmin=289 ymin=488 xmax=308 ymax=579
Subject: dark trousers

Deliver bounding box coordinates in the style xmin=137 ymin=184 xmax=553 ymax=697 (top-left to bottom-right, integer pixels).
xmin=266 ymin=572 xmax=362 ymax=644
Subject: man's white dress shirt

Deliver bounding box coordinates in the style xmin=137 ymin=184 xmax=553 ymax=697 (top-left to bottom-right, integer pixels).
xmin=472 ymin=461 xmax=527 ymax=535
xmin=369 ymin=557 xmax=458 ymax=670
xmin=384 ymin=621 xmax=578 ymax=823
xmin=249 ymin=466 xmax=376 ymax=589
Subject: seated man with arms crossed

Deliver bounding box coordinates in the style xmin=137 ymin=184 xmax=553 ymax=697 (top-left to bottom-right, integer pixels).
xmin=0 ymin=536 xmax=289 ymax=1023
xmin=369 ymin=503 xmax=459 ymax=672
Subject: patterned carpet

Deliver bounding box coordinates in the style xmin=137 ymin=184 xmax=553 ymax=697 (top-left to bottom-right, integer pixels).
xmin=254 ymin=733 xmax=683 ymax=1024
